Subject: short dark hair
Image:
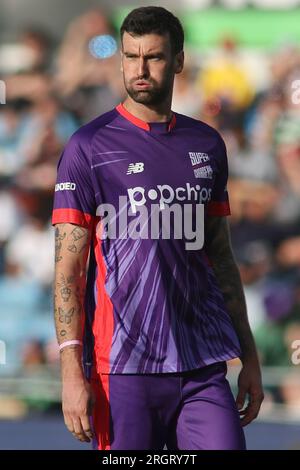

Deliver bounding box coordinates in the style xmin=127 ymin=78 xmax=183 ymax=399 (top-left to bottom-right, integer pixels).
xmin=120 ymin=6 xmax=184 ymax=56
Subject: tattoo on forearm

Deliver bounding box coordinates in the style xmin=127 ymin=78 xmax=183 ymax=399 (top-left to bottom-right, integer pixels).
xmin=58 ymin=306 xmax=75 ymax=325
xmin=58 ymin=273 xmax=74 ymax=302
xmin=60 ymin=330 xmax=67 ymax=337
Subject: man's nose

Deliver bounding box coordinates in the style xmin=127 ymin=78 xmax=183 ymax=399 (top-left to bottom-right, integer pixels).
xmin=137 ymin=58 xmax=149 ymax=78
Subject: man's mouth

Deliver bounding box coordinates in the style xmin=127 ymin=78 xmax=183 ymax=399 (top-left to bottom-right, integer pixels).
xmin=135 ymin=81 xmax=151 ymax=89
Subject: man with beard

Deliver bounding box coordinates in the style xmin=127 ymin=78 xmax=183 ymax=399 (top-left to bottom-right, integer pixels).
xmin=52 ymin=6 xmax=263 ymax=450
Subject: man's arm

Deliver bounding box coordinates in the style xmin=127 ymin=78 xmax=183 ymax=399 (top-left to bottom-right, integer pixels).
xmin=54 ymin=222 xmax=94 ymax=443
xmin=204 ymin=215 xmax=264 ymax=426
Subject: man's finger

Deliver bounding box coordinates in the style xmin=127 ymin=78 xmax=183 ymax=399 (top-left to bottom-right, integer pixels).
xmin=240 ymin=401 xmax=261 ymax=426
xmin=63 ymin=413 xmax=75 ymax=434
xmin=236 ymin=387 xmax=247 ymax=410
xmin=81 ymin=414 xmax=94 ymax=440
xmin=73 ymin=417 xmax=91 ymax=442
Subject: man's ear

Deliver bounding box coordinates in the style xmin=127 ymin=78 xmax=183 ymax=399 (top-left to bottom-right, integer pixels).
xmin=175 ymin=50 xmax=184 ymax=74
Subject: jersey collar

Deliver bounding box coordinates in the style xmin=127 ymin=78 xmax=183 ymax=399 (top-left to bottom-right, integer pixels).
xmin=116 ymin=102 xmax=176 ymax=132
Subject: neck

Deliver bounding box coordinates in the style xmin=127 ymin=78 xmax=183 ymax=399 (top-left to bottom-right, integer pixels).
xmin=122 ymin=95 xmax=173 ymax=123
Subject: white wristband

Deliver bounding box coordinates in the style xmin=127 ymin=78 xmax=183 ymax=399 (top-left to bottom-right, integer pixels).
xmin=59 ymin=340 xmax=83 ymax=351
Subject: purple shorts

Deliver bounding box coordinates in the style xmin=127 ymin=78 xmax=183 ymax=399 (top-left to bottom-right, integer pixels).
xmin=91 ymin=361 xmax=246 ymax=450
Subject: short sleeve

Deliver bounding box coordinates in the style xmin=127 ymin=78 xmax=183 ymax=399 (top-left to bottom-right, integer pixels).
xmin=52 ymin=133 xmax=95 ymax=228
xmin=206 ymin=135 xmax=231 ymax=217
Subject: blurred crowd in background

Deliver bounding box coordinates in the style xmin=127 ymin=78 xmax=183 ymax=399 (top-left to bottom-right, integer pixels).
xmin=0 ymin=8 xmax=300 ymax=415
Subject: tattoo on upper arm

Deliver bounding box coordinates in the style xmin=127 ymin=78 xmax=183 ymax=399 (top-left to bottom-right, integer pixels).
xmin=55 ymin=224 xmax=90 ymax=263
xmin=205 ymin=217 xmax=231 ymax=258
xmin=205 ymin=218 xmax=258 ymax=358
xmin=205 ymin=216 xmax=249 ymax=323
xmin=67 ymin=226 xmax=88 ymax=254
xmin=70 ymin=226 xmax=86 ymax=241
xmin=55 ymin=226 xmax=66 ymax=262
xmin=205 ymin=217 xmax=240 ymax=297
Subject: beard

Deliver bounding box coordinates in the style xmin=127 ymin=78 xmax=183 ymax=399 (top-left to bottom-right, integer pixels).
xmin=124 ymin=72 xmax=174 ymax=106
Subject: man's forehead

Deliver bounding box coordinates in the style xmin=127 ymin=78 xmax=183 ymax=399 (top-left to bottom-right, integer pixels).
xmin=122 ymin=31 xmax=170 ymax=53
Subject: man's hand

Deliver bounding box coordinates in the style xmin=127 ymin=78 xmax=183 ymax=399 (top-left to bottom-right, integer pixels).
xmin=62 ymin=372 xmax=95 ymax=443
xmin=236 ymin=360 xmax=264 ymax=427
xmin=61 ymin=347 xmax=95 ymax=443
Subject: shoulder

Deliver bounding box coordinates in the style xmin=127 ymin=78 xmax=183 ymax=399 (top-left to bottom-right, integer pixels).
xmin=66 ymin=108 xmax=119 ymax=157
xmin=57 ymin=108 xmax=119 ymax=173
xmin=174 ymin=112 xmax=225 ymax=145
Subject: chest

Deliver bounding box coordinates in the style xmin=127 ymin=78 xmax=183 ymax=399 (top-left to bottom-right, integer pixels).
xmin=91 ymin=130 xmax=219 ymax=211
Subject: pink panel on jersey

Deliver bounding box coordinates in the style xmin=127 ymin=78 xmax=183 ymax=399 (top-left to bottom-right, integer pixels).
xmin=52 ymin=208 xmax=94 ymax=228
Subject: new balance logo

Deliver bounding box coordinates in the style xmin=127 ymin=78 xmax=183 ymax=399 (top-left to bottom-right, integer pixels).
xmin=127 ymin=162 xmax=144 ymax=174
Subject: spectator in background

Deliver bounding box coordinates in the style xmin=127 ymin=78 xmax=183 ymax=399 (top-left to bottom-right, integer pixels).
xmin=54 ymin=9 xmax=124 ymax=120
xmin=18 ymin=27 xmax=54 ymax=73
xmin=197 ymin=35 xmax=254 ymax=122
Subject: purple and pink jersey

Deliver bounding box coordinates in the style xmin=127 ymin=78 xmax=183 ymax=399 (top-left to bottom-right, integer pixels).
xmin=52 ymin=103 xmax=241 ymax=377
